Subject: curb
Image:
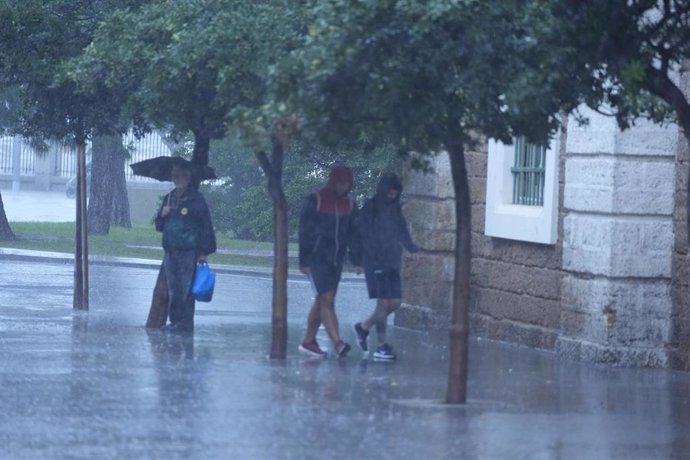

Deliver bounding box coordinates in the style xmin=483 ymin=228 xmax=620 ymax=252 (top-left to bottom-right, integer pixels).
xmin=0 ymin=247 xmax=364 ymax=283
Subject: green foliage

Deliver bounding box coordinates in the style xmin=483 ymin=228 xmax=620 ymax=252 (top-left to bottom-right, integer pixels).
xmin=530 ymin=0 xmax=690 ymax=130
xmin=279 ymin=0 xmax=690 ymax=159
xmin=276 ymin=0 xmax=568 ymax=155
xmin=76 ymin=0 xmax=303 ymax=161
xmin=0 ymin=0 xmax=143 ymax=141
xmin=203 ymin=136 xmax=399 ymax=241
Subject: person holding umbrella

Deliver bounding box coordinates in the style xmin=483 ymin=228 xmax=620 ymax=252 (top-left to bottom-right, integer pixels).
xmin=153 ymin=158 xmax=216 ymax=333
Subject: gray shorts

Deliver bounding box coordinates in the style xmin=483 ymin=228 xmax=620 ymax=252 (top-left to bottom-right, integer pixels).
xmin=310 ymin=262 xmax=343 ymax=295
xmin=364 ymin=268 xmax=401 ymax=299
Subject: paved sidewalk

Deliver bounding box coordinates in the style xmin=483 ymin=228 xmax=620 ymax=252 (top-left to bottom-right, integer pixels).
xmin=1 ymin=252 xmax=690 ymax=459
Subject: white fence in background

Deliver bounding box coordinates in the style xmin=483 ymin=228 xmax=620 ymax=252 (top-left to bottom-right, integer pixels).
xmin=0 ymin=131 xmax=173 ymax=183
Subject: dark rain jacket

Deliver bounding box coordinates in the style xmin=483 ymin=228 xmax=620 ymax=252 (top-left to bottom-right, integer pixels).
xmin=155 ymin=188 xmax=216 ymax=256
xmin=359 ymin=174 xmax=418 ymax=270
xmin=299 ymin=185 xmax=362 ymax=269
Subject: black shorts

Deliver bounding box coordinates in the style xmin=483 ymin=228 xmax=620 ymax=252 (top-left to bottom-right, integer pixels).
xmin=364 ymin=268 xmax=402 ymax=299
xmin=310 ymin=262 xmax=343 ymax=295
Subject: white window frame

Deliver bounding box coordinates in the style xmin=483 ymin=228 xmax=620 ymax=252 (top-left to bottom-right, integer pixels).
xmin=484 ymin=135 xmax=560 ymax=244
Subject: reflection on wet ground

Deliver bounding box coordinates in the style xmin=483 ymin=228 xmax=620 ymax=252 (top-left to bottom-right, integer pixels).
xmin=1 ymin=260 xmax=689 ymax=459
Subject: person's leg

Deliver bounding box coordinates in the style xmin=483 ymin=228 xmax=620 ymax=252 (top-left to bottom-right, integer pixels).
xmin=374 ymin=298 xmax=401 ymax=345
xmin=353 ymin=268 xmax=379 ymax=352
xmin=164 ymin=250 xmax=196 ymax=331
xmin=316 ymin=291 xmax=341 ymax=345
xmin=361 ymin=299 xmax=388 ymax=332
xmin=163 ymin=252 xmax=184 ymax=326
xmin=177 ymin=250 xmax=197 ymax=331
xmin=302 ymin=298 xmax=322 ymax=343
xmin=371 ymin=270 xmax=402 ymax=360
xmin=305 ymin=263 xmax=350 ymax=356
xmin=299 ymin=283 xmax=327 ymax=357
xmin=371 ymin=298 xmax=400 ymax=360
xmin=359 ymin=268 xmax=385 ymax=331
xmin=320 ymin=291 xmax=351 ymax=357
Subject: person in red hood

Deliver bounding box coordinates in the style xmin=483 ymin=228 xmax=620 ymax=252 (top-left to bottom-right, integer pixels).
xmin=298 ymin=165 xmax=363 ymax=358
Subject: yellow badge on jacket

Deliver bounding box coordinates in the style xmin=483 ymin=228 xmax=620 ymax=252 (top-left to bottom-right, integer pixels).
xmin=180 ymin=207 xmax=188 ymax=216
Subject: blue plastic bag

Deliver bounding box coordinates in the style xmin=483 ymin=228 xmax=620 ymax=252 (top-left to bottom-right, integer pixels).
xmin=192 ymin=262 xmax=216 ymax=302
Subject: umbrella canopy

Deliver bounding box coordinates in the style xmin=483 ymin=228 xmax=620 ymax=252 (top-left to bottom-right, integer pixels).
xmin=129 ymin=156 xmax=217 ymax=182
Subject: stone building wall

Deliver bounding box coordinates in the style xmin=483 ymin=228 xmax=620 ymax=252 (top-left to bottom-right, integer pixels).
xmin=398 ymin=142 xmax=565 ymax=350
xmin=467 ymin=141 xmax=564 ymax=350
xmin=556 ymin=109 xmax=677 ymax=367
xmin=399 ymin=108 xmax=682 ymax=368
xmin=398 ymin=155 xmax=456 ymax=330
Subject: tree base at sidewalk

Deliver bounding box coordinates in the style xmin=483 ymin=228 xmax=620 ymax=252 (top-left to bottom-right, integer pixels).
xmin=0 ymin=191 xmax=16 ymax=241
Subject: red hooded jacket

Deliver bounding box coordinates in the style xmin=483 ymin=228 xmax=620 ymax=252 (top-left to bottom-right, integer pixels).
xmin=298 ymin=166 xmax=362 ymax=268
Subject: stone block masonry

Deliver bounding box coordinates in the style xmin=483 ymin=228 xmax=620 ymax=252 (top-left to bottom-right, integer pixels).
xmin=557 ymin=108 xmax=678 ymax=367
xmin=398 ymin=103 xmax=688 ymax=370
xmin=399 ymin=145 xmax=564 ymax=350
xmin=563 ymin=214 xmax=673 ymax=278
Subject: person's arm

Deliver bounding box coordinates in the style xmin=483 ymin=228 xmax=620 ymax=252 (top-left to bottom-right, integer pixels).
xmin=197 ymin=194 xmax=216 ymax=260
xmin=357 ymin=199 xmax=373 ymax=257
xmin=347 ymin=201 xmax=363 ymax=272
xmin=398 ymin=208 xmax=418 ymax=254
xmin=154 ymin=192 xmax=171 ymax=232
xmin=298 ymin=194 xmax=318 ymax=272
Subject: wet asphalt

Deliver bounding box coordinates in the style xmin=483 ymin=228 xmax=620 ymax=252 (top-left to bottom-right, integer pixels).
xmin=1 ymin=253 xmax=690 ymax=460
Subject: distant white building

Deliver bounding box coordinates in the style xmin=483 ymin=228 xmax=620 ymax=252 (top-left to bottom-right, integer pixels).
xmin=0 ymin=131 xmax=172 ymax=224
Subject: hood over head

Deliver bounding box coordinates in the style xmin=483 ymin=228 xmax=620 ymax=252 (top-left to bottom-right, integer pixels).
xmin=315 ymin=165 xmax=355 ymax=214
xmin=325 ymin=165 xmax=354 ymax=191
xmin=375 ymin=173 xmax=403 ymax=203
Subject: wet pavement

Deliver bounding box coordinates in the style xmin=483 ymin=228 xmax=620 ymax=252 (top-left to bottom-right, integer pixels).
xmin=1 ymin=255 xmax=690 ymax=459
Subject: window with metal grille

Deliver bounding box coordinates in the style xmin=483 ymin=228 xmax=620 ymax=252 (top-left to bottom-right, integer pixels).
xmin=511 ymin=137 xmax=547 ymax=206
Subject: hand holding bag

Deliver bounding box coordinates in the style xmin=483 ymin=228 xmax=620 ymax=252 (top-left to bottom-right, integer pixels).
xmin=192 ymin=262 xmax=216 ymax=302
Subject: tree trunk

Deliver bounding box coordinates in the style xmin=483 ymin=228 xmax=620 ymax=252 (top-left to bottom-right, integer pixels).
xmin=190 ymin=130 xmax=211 ymax=190
xmin=88 ymin=135 xmax=115 ymax=234
xmin=256 ymin=136 xmax=289 ymax=360
xmin=445 ymin=143 xmax=471 ymax=404
xmin=644 ymin=66 xmax=690 ymax=242
xmin=270 ymin=177 xmax=289 ymax=359
xmin=0 ymin=190 xmax=16 ymax=240
xmin=111 ymin=141 xmax=131 ymax=228
xmin=88 ymin=134 xmax=131 ymax=233
xmin=192 ymin=130 xmax=211 ymax=166
xmin=74 ymin=138 xmax=89 ymax=310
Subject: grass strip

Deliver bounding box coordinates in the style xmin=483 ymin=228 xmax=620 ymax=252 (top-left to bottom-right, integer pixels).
xmin=2 ymin=222 xmax=297 ymax=268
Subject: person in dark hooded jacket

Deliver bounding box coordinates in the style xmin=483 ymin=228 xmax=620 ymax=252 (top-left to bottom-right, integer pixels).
xmin=298 ymin=165 xmax=362 ymax=358
xmin=353 ymin=173 xmax=418 ymax=360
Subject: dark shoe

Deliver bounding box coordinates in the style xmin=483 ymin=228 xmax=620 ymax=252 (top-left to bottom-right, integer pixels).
xmin=298 ymin=340 xmax=328 ymax=358
xmin=373 ymin=343 xmax=397 ymax=361
xmin=352 ymin=322 xmax=369 ymax=352
xmin=335 ymin=340 xmax=351 ymax=359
